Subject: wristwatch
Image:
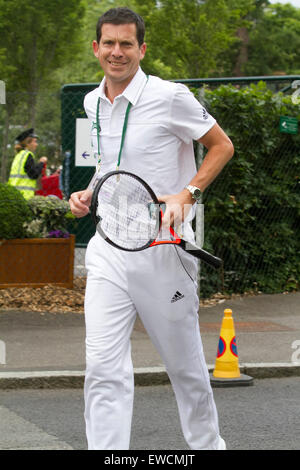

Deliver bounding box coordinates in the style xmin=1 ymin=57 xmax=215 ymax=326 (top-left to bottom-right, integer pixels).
xmin=185 ymin=185 xmax=202 ymax=203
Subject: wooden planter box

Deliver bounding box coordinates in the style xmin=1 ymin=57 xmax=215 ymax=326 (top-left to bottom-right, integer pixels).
xmin=0 ymin=235 xmax=75 ymax=288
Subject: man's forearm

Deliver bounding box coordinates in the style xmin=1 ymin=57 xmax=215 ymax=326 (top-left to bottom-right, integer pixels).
xmin=189 ymin=140 xmax=234 ymax=194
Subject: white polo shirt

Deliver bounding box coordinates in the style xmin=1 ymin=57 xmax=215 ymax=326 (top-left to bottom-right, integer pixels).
xmin=84 ymin=67 xmax=216 ymax=197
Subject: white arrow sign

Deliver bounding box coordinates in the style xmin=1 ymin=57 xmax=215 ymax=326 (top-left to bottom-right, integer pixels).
xmin=75 ymin=118 xmax=95 ymax=167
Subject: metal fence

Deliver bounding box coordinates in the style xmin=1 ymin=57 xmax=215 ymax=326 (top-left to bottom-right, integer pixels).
xmin=1 ymin=75 xmax=299 ymax=297
xmin=196 ymin=78 xmax=300 ymax=296
xmin=60 ymin=75 xmax=300 ymax=295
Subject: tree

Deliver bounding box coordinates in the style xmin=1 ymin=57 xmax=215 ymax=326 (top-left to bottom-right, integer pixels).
xmin=132 ymin=0 xmax=253 ymax=79
xmin=245 ymin=3 xmax=300 ymax=75
xmin=230 ymin=0 xmax=270 ymax=76
xmin=0 ymin=0 xmax=86 ymax=180
xmin=0 ymin=0 xmax=86 ymax=121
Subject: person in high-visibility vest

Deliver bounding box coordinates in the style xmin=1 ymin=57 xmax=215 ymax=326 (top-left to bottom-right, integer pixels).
xmin=8 ymin=128 xmax=47 ymax=200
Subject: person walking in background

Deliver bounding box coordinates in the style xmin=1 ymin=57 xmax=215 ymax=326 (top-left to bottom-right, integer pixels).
xmin=8 ymin=128 xmax=47 ymax=200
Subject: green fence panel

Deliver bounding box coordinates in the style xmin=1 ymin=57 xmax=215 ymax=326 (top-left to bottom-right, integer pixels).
xmin=60 ymin=75 xmax=299 ymax=295
xmin=61 ymin=84 xmax=98 ymax=246
xmin=61 ymin=75 xmax=300 ymax=248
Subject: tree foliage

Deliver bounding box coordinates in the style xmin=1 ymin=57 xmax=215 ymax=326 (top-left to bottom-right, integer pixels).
xmin=1 ymin=1 xmax=300 ymax=89
xmin=0 ymin=0 xmax=86 ymax=180
xmin=133 ymin=0 xmax=253 ymax=78
xmin=0 ymin=0 xmax=86 ymax=121
xmin=245 ymin=3 xmax=300 ymax=75
xmin=52 ymin=0 xmax=300 ymax=82
xmin=1 ymin=0 xmax=300 ymax=177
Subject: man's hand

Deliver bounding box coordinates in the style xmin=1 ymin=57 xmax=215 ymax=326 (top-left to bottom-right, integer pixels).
xmin=158 ymin=189 xmax=194 ymax=227
xmin=69 ymin=189 xmax=93 ymax=218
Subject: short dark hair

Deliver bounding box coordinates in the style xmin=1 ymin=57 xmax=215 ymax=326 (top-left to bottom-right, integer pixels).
xmin=96 ymin=7 xmax=145 ymax=46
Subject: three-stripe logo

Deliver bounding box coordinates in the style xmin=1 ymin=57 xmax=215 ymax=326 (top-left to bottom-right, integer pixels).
xmin=171 ymin=291 xmax=185 ymax=303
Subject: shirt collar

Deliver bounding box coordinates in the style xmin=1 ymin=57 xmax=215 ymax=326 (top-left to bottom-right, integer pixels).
xmin=98 ymin=67 xmax=147 ymax=105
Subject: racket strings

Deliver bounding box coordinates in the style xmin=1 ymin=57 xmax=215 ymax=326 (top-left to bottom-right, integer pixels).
xmin=97 ymin=174 xmax=159 ymax=249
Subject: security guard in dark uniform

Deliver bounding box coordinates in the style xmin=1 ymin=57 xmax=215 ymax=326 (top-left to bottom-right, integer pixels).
xmin=8 ymin=128 xmax=47 ymax=199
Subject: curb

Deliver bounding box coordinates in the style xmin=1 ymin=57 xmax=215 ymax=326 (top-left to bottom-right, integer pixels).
xmin=0 ymin=363 xmax=300 ymax=389
xmin=0 ymin=370 xmax=85 ymax=389
xmin=242 ymin=362 xmax=300 ymax=379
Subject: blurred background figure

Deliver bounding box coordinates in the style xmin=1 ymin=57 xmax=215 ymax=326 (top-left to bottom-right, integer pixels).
xmin=35 ymin=164 xmax=63 ymax=199
xmin=8 ymin=128 xmax=47 ymax=200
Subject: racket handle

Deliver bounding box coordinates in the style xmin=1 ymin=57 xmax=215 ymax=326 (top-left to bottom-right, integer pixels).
xmin=183 ymin=243 xmax=222 ymax=269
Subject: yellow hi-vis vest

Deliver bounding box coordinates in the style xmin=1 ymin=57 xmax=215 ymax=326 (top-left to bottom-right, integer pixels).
xmin=8 ymin=150 xmax=37 ymax=200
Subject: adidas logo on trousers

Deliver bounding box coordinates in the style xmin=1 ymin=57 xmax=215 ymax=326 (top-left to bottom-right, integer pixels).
xmin=171 ymin=291 xmax=185 ymax=303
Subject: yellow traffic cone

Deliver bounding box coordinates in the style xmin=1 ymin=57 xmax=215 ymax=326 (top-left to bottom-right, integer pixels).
xmin=210 ymin=309 xmax=253 ymax=387
xmin=213 ymin=309 xmax=240 ymax=378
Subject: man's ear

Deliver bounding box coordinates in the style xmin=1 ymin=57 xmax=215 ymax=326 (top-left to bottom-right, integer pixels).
xmin=140 ymin=42 xmax=147 ymax=60
xmin=92 ymin=40 xmax=99 ymax=58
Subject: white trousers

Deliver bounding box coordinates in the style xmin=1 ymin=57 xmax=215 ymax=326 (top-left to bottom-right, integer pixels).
xmin=84 ymin=233 xmax=225 ymax=450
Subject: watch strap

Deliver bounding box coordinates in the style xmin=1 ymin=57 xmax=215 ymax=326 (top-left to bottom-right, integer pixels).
xmin=185 ymin=185 xmax=202 ymax=202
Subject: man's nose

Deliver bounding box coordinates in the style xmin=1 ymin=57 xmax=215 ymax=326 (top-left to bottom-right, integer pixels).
xmin=112 ymin=42 xmax=123 ymax=57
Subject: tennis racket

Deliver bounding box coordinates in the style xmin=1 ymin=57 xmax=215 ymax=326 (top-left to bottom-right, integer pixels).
xmin=90 ymin=170 xmax=222 ymax=269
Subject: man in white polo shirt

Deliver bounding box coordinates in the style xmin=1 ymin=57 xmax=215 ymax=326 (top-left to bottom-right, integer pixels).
xmin=69 ymin=7 xmax=234 ymax=450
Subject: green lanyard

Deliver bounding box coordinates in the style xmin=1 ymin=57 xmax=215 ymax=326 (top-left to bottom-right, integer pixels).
xmin=95 ymin=75 xmax=149 ymax=172
xmin=96 ymin=98 xmax=132 ymax=172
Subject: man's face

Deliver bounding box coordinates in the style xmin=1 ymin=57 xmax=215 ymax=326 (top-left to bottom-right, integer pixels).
xmin=93 ymin=23 xmax=146 ymax=88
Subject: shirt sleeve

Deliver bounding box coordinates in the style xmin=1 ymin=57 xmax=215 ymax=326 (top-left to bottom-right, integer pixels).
xmin=168 ymin=83 xmax=216 ymax=144
xmin=24 ymin=154 xmax=44 ymax=179
xmin=84 ymin=88 xmax=98 ymax=120
xmin=83 ymin=95 xmax=90 ymax=119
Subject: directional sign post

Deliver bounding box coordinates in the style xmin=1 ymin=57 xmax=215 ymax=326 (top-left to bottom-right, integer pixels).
xmin=75 ymin=118 xmax=95 ymax=167
xmin=279 ymin=116 xmax=298 ymax=135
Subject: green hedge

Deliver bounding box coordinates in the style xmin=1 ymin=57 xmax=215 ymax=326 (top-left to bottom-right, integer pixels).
xmin=200 ymin=83 xmax=300 ymax=296
xmin=0 ymin=185 xmax=74 ymax=239
xmin=0 ymin=183 xmax=32 ymax=239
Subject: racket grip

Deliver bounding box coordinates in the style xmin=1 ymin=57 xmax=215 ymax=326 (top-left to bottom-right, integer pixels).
xmin=185 ymin=245 xmax=222 ymax=269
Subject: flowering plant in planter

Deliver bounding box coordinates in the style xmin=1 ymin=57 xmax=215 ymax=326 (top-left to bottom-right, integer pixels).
xmin=0 ymin=186 xmax=76 ymax=288
xmin=23 ymin=195 xmax=75 ymax=238
xmin=47 ymin=230 xmax=71 ymax=238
